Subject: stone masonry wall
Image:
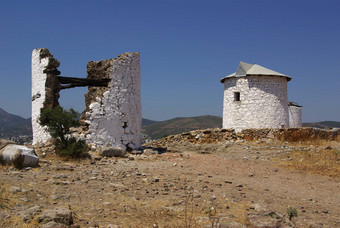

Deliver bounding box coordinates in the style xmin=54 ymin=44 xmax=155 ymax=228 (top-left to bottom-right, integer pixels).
xmin=31 ymin=48 xmax=60 ymax=145
xmin=83 ymin=53 xmax=141 ymax=150
xmin=222 ymin=76 xmax=289 ymax=131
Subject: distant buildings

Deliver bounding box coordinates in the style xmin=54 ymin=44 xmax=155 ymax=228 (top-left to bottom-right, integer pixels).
xmin=221 ymin=61 xmax=302 ymax=131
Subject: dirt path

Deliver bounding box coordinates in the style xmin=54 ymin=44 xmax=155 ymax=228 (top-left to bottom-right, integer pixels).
xmin=0 ymin=140 xmax=339 ymax=227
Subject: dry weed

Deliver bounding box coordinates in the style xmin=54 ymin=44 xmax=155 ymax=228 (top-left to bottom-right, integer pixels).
xmin=280 ymin=145 xmax=340 ymax=177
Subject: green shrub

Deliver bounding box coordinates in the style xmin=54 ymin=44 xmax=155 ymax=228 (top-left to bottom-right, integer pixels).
xmin=286 ymin=206 xmax=298 ymax=221
xmin=56 ymin=137 xmax=89 ymax=158
xmin=40 ymin=106 xmax=88 ymax=158
xmin=40 ymin=106 xmax=79 ymax=143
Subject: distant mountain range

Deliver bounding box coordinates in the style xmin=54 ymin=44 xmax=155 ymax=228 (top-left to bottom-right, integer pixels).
xmin=302 ymin=121 xmax=340 ymax=129
xmin=0 ymin=107 xmax=339 ymax=142
xmin=0 ymin=108 xmax=32 ymax=141
xmin=142 ymin=115 xmax=222 ymax=139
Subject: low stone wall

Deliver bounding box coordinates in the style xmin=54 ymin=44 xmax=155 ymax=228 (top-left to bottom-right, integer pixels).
xmin=145 ymin=127 xmax=340 ymax=148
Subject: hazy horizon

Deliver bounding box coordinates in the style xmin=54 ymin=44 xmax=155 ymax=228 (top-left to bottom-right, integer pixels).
xmin=2 ymin=106 xmax=340 ymax=124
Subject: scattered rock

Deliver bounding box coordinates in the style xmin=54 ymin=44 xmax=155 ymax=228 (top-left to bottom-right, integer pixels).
xmin=153 ymin=178 xmax=160 ymax=182
xmin=218 ymin=221 xmax=246 ymax=228
xmin=247 ymin=211 xmax=295 ymax=227
xmin=143 ymin=149 xmax=158 ymax=155
xmin=107 ymin=225 xmax=121 ymax=228
xmin=38 ymin=207 xmax=73 ymax=225
xmin=18 ymin=205 xmax=42 ymax=223
xmin=99 ymin=147 xmax=126 ymax=157
xmin=41 ymin=221 xmax=65 ymax=228
xmin=130 ymin=150 xmax=143 ymax=155
xmin=9 ymin=186 xmax=22 ymax=193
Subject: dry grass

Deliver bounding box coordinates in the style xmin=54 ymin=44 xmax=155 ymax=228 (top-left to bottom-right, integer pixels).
xmin=222 ymin=199 xmax=251 ymax=225
xmin=279 ymin=142 xmax=340 ymax=177
xmin=0 ymin=182 xmax=16 ymax=209
xmin=0 ymin=182 xmax=41 ymax=228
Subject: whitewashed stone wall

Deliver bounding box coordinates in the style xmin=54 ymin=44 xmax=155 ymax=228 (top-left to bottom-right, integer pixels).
xmin=222 ymin=76 xmax=289 ymax=131
xmin=31 ymin=49 xmax=53 ymax=145
xmin=288 ymin=105 xmax=302 ymax=128
xmin=84 ymin=53 xmax=141 ymax=150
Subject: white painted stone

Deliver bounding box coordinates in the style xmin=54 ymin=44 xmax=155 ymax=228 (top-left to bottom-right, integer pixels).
xmin=222 ymin=76 xmax=289 ymax=131
xmin=31 ymin=49 xmax=52 ymax=145
xmin=85 ymin=53 xmax=141 ymax=150
xmin=1 ymin=144 xmax=39 ymax=167
xmin=288 ymin=105 xmax=302 ymax=127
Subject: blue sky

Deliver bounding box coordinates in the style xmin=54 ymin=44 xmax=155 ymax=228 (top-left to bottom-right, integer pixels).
xmin=0 ymin=0 xmax=339 ymax=122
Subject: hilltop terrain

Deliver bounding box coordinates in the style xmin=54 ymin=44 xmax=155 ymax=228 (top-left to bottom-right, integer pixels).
xmin=0 ymin=128 xmax=339 ymax=227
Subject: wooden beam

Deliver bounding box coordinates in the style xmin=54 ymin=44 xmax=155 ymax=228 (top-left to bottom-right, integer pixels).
xmin=57 ymin=76 xmax=110 ymax=90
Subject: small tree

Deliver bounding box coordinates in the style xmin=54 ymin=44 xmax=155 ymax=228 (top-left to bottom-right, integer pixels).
xmin=40 ymin=106 xmax=88 ymax=158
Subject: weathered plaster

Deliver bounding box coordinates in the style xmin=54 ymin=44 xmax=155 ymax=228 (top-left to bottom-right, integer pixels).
xmin=31 ymin=49 xmax=141 ymax=149
xmin=288 ymin=104 xmax=302 ymax=128
xmin=31 ymin=48 xmax=60 ymax=145
xmin=222 ymin=76 xmax=289 ymax=131
xmin=83 ymin=53 xmax=141 ymax=150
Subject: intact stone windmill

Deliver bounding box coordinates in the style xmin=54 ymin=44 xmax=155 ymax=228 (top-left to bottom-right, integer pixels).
xmin=220 ymin=61 xmax=302 ymax=131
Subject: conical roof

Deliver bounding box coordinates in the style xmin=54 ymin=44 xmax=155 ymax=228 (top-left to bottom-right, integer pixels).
xmin=221 ymin=61 xmax=291 ymax=83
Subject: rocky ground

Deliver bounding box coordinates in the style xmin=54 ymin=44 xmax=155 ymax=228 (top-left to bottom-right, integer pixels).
xmin=0 ymin=131 xmax=339 ymax=228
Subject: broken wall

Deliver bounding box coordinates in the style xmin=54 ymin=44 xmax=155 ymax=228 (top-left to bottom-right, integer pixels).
xmin=288 ymin=104 xmax=302 ymax=128
xmin=82 ymin=53 xmax=142 ymax=150
xmin=31 ymin=48 xmax=61 ymax=145
xmin=31 ymin=49 xmax=142 ymax=150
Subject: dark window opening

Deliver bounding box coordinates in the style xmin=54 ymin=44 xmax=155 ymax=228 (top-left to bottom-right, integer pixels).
xmin=234 ymin=92 xmax=240 ymax=101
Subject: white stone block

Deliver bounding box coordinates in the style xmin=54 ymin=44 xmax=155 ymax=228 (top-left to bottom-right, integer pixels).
xmin=1 ymin=145 xmax=39 ymax=167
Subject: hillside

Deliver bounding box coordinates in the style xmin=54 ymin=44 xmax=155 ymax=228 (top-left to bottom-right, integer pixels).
xmin=303 ymin=121 xmax=340 ymax=129
xmin=142 ymin=118 xmax=159 ymax=126
xmin=1 ymin=107 xmax=339 ymax=141
xmin=0 ymin=108 xmax=30 ymax=128
xmin=142 ymin=115 xmax=222 ymax=139
xmin=0 ymin=108 xmax=32 ymax=142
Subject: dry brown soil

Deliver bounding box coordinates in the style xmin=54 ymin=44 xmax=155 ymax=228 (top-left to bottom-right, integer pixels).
xmin=0 ymin=140 xmax=339 ymax=227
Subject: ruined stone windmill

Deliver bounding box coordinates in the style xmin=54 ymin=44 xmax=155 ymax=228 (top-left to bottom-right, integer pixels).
xmin=31 ymin=48 xmax=141 ymax=150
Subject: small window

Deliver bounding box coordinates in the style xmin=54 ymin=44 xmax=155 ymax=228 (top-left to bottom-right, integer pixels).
xmin=234 ymin=92 xmax=240 ymax=101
